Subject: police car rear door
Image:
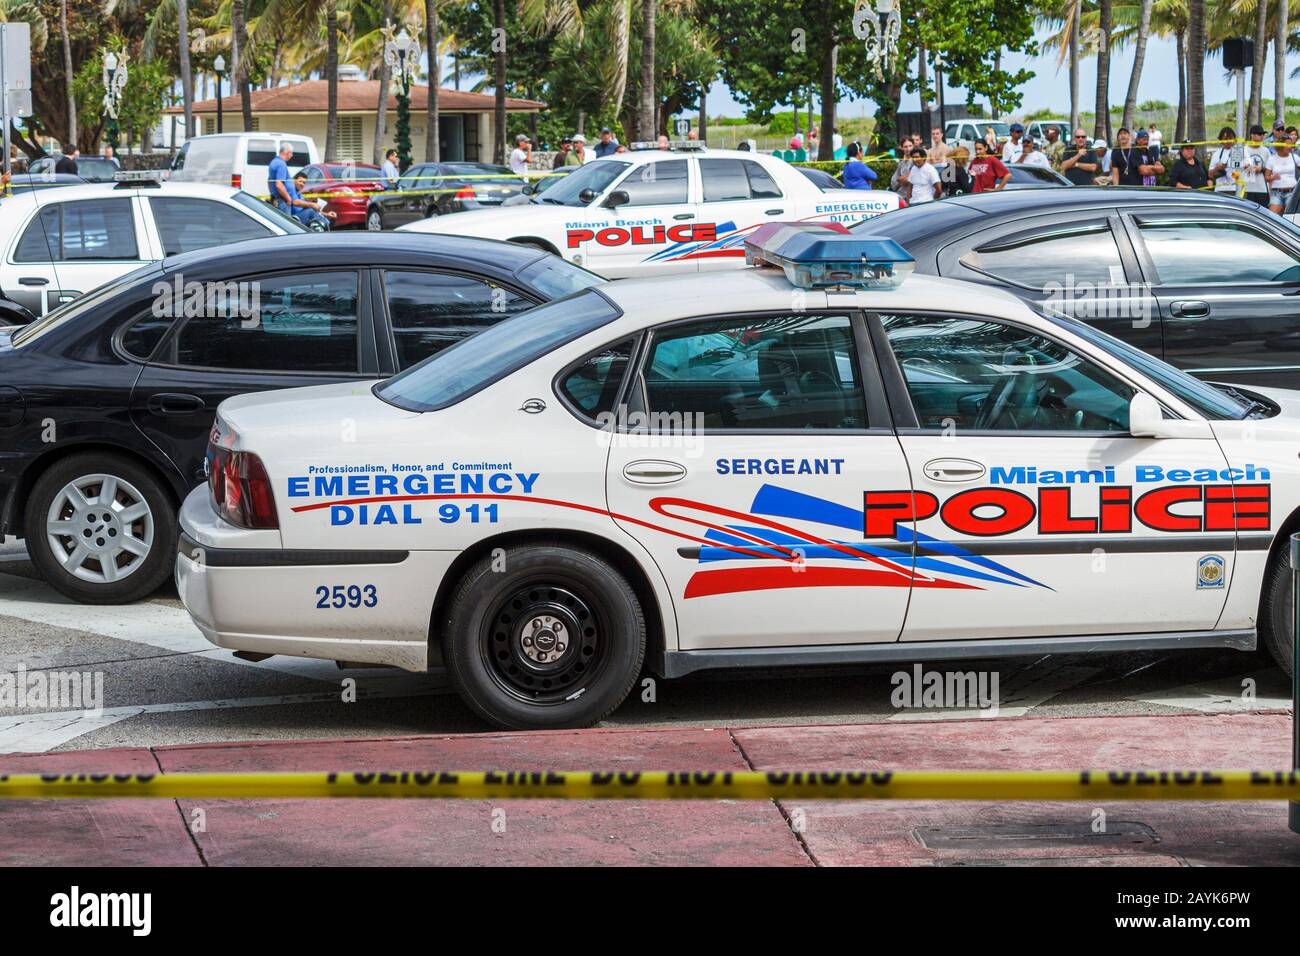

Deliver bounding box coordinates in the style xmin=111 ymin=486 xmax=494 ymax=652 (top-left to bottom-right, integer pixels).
xmin=692 ymin=158 xmax=789 ymax=274
xmin=603 ymin=308 xmax=916 ymax=650
xmin=872 ymin=310 xmax=1237 ymax=642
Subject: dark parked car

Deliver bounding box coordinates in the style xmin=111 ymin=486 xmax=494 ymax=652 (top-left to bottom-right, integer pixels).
xmin=854 ymin=187 xmax=1300 ymax=389
xmin=1004 ymin=163 xmax=1072 ymax=188
xmin=4 ymin=172 xmax=86 ymax=194
xmin=0 ymin=233 xmax=604 ymax=604
xmin=366 ymin=162 xmax=527 ymax=229
xmin=297 ymin=162 xmax=387 ymax=229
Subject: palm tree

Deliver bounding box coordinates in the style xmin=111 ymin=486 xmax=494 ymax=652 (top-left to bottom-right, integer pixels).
xmin=178 ymin=0 xmax=194 ymax=138
xmin=233 ymin=0 xmax=253 ymax=130
xmin=325 ymin=0 xmax=338 ymax=160
xmin=492 ymin=0 xmax=504 ymax=164
xmin=638 ymin=0 xmax=657 ymax=137
xmin=1069 ymin=0 xmax=1081 ymax=130
xmin=1248 ymin=0 xmax=1267 ymax=127
xmin=1121 ymin=0 xmax=1154 ymax=130
xmin=425 ymin=0 xmax=439 ymax=161
xmin=1095 ymin=0 xmax=1112 ymax=140
xmin=1187 ymin=0 xmax=1206 ymax=150
xmin=373 ymin=1 xmax=392 ymax=165
xmin=1276 ymin=0 xmax=1288 ymax=124
xmin=60 ymin=0 xmax=77 ymax=147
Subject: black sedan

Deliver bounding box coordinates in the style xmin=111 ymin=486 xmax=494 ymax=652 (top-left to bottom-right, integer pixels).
xmin=0 ymin=233 xmax=604 ymax=604
xmin=855 ymin=187 xmax=1300 ymax=389
xmin=366 ymin=162 xmax=528 ymax=230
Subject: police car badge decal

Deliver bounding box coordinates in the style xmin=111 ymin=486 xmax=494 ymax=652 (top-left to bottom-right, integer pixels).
xmin=1197 ymin=554 xmax=1226 ymax=589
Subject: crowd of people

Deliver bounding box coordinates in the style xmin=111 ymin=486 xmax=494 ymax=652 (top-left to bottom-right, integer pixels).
xmin=842 ymin=118 xmax=1299 ymax=213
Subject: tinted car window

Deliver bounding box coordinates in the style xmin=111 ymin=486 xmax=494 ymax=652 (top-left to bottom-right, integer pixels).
xmin=121 ymin=313 xmax=175 ymax=361
xmin=15 ymin=199 xmax=138 ymax=262
xmin=618 ymin=160 xmax=689 ymax=206
xmin=383 ymin=270 xmax=533 ymax=368
xmin=246 ymin=139 xmax=311 ymax=166
xmin=883 ymin=314 xmax=1135 ymax=431
xmin=644 ymin=314 xmax=867 ymax=429
xmin=376 ymin=290 xmax=621 ymax=412
xmin=700 ymin=159 xmax=753 ymax=202
xmin=558 ymin=337 xmax=637 ymax=420
xmin=745 ymin=161 xmax=783 ymax=199
xmin=964 ymin=225 xmax=1124 ymax=289
xmin=1137 ymin=220 xmax=1300 ymax=284
xmin=174 ymin=272 xmax=360 ymax=373
xmin=149 ymin=197 xmax=274 ymax=256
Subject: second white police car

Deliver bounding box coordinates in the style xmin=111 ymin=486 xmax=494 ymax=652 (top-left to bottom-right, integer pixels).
xmin=178 ymin=227 xmax=1297 ymax=729
xmin=397 ymin=143 xmax=899 ymax=278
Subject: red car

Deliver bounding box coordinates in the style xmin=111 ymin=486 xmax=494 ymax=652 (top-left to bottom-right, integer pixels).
xmin=296 ymin=162 xmax=388 ymax=229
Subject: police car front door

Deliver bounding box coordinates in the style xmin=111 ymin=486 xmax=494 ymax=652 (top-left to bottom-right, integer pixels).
xmin=604 ymin=311 xmax=915 ymax=650
xmin=583 ymin=159 xmax=701 ymax=278
xmin=877 ymin=313 xmax=1239 ymax=642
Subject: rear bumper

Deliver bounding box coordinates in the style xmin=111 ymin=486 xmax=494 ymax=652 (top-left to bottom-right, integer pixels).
xmin=176 ymin=486 xmax=456 ymax=672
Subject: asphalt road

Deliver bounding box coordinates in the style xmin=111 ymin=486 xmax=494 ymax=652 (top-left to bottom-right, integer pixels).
xmin=0 ymin=534 xmax=1291 ymax=754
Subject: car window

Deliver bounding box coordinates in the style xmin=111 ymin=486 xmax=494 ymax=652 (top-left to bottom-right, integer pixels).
xmin=1009 ymin=165 xmax=1063 ymax=184
xmin=173 ymin=272 xmax=360 ymax=373
xmin=382 ymin=270 xmax=533 ymax=368
xmin=643 ymin=314 xmax=867 ymax=430
xmin=882 ymin=314 xmax=1135 ymax=432
xmin=514 ymin=256 xmax=606 ymax=299
xmin=1136 ymin=220 xmax=1300 ymax=284
xmin=376 ymin=289 xmax=622 ymax=412
xmin=230 ymin=192 xmax=308 ymax=233
xmin=962 ymin=224 xmax=1124 ymax=289
xmin=536 ymin=161 xmax=630 ymax=206
xmin=149 ymin=197 xmax=274 ymax=256
xmin=616 ymin=160 xmax=689 ymax=206
xmin=699 ymin=158 xmax=783 ymax=202
xmin=246 ymin=139 xmax=311 ymax=167
xmin=14 ymin=199 xmax=138 ymax=262
xmin=558 ymin=337 xmax=637 ymax=420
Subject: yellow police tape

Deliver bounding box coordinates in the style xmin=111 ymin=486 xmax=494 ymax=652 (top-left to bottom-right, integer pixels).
xmin=1 ymin=770 xmax=1299 ymax=800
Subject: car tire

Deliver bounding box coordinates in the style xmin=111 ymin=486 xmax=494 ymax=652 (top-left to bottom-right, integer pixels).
xmin=366 ymin=209 xmax=384 ymax=231
xmin=24 ymin=453 xmax=177 ymax=605
xmin=424 ymin=205 xmax=440 ymax=219
xmin=442 ymin=543 xmax=646 ymax=729
xmin=1257 ymin=548 xmax=1295 ymax=676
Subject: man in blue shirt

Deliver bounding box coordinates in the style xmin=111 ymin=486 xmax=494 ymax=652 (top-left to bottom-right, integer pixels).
xmin=593 ymin=128 xmax=619 ymax=158
xmin=288 ymin=172 xmax=337 ymax=230
xmin=842 ymin=142 xmax=878 ymax=189
xmin=268 ymin=142 xmax=295 ymax=211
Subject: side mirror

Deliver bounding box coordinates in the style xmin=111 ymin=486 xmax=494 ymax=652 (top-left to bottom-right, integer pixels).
xmin=1128 ymin=392 xmax=1214 ymax=439
xmin=521 ymin=184 xmax=535 ymax=196
xmin=578 ymin=188 xmax=597 ymax=204
xmin=603 ymin=190 xmax=630 ymax=209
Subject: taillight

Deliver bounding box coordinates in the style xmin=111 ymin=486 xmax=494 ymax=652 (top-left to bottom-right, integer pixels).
xmin=455 ymin=187 xmax=475 ymax=200
xmin=207 ymin=425 xmax=278 ymax=529
xmin=231 ymin=173 xmax=242 ymax=189
xmin=898 ymin=197 xmax=908 ymax=207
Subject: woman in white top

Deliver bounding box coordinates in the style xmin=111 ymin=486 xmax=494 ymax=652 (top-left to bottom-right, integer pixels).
xmin=1266 ymin=141 xmax=1299 ymax=212
xmin=1207 ymin=126 xmax=1240 ymax=194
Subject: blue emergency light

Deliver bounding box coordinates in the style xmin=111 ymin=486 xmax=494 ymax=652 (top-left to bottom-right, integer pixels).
xmin=745 ymin=231 xmax=915 ymax=290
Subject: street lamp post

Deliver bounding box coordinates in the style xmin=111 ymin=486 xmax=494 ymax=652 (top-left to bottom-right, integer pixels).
xmin=384 ymin=23 xmax=421 ymax=172
xmin=853 ymin=0 xmax=902 ymax=81
xmin=102 ymin=50 xmax=128 ymax=152
xmin=214 ymin=54 xmax=226 ymax=135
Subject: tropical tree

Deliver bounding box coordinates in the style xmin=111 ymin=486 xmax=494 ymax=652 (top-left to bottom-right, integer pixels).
xmin=1186 ymin=0 xmax=1206 ymax=148
xmin=60 ymin=0 xmax=77 ymax=144
xmin=425 ymin=0 xmax=438 ymax=160
xmin=1248 ymin=0 xmax=1267 ymax=127
xmin=638 ymin=0 xmax=656 ymax=135
xmin=1120 ymin=0 xmax=1154 ymax=130
xmin=1276 ymin=0 xmax=1288 ymax=124
xmin=1094 ymin=0 xmax=1111 ymax=140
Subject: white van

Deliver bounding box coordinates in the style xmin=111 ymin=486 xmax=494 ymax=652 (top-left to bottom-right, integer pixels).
xmin=169 ymin=133 xmax=320 ymax=198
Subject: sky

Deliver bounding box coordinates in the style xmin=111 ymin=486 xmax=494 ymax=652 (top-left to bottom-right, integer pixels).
xmin=702 ymin=30 xmax=1300 ymax=120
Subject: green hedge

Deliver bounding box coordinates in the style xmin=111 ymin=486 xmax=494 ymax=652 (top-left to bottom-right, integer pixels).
xmin=794 ymin=158 xmax=901 ymax=187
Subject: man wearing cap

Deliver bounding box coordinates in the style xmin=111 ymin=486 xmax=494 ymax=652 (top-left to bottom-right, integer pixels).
xmin=1042 ymin=125 xmax=1066 ymax=169
xmin=552 ymin=137 xmax=574 ymax=170
xmin=1093 ymin=138 xmax=1112 ymax=179
xmin=594 ymin=128 xmax=619 ymax=158
xmin=1266 ymin=119 xmax=1288 ymax=153
xmin=1133 ymin=128 xmax=1163 ymax=185
xmin=1001 ymin=123 xmax=1025 ymax=164
xmin=1060 ymin=129 xmax=1100 ymax=185
xmin=571 ymin=134 xmax=589 ymax=164
xmin=509 ymin=133 xmax=532 ymax=176
xmin=1168 ymin=142 xmax=1209 ymax=190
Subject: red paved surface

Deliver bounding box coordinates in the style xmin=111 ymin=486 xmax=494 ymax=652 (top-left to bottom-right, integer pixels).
xmin=1 ymin=713 xmax=1298 ymax=866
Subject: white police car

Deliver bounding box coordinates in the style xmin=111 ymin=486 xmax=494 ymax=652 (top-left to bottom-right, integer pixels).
xmin=177 ymin=228 xmax=1298 ymax=729
xmin=396 ymin=143 xmax=899 ymax=278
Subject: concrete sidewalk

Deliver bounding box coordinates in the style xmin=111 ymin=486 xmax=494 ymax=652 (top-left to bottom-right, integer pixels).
xmin=1 ymin=711 xmax=1298 ymax=866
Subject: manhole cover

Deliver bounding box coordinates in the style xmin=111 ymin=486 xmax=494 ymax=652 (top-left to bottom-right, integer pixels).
xmin=915 ymin=821 xmax=1157 ymax=850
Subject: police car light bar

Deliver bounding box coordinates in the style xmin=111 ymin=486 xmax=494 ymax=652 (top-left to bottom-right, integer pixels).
xmin=112 ymin=169 xmax=165 ymax=188
xmin=744 ymin=231 xmax=915 ymax=290
xmin=629 ymin=140 xmax=706 ymax=151
xmin=743 ymin=222 xmax=851 ymax=267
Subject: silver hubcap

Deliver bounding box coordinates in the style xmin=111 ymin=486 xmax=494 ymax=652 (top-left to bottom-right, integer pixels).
xmin=519 ymin=614 xmax=569 ymax=665
xmin=367 ymin=213 xmax=381 ymax=231
xmin=45 ymin=473 xmax=154 ymax=584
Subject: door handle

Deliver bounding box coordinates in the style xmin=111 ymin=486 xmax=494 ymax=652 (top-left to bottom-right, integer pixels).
xmin=765 ymin=209 xmax=785 ymax=215
xmin=147 ymin=392 xmax=207 ymax=415
xmin=922 ymin=458 xmax=986 ymax=482
xmin=1169 ymin=299 xmax=1210 ymax=318
xmin=623 ymin=460 xmax=688 ymax=484
xmin=673 ymin=213 xmax=694 ymax=220
xmin=18 ymin=277 xmax=48 ymax=286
